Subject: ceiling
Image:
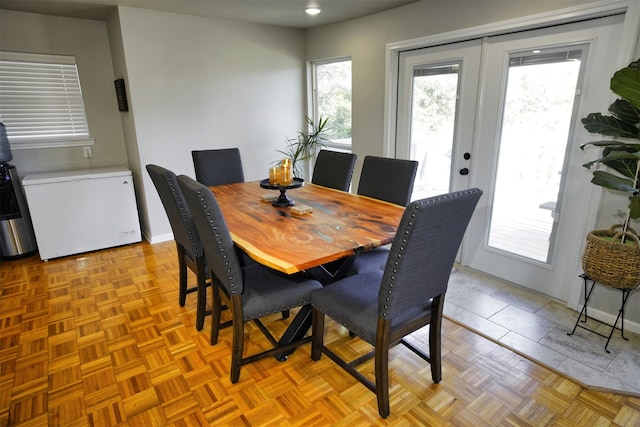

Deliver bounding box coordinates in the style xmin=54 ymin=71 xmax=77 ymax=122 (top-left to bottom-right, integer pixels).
xmin=0 ymin=0 xmax=423 ymax=29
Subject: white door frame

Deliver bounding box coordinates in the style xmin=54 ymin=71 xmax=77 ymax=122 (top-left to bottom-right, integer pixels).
xmin=383 ymin=0 xmax=640 ymax=309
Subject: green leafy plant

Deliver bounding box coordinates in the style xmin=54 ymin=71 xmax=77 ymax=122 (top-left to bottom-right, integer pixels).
xmin=580 ymin=59 xmax=640 ymax=234
xmin=278 ymin=116 xmax=330 ymax=178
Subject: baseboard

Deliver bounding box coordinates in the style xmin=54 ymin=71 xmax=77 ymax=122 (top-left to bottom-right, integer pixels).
xmin=145 ymin=232 xmax=174 ymax=244
xmin=576 ymin=304 xmax=640 ymax=336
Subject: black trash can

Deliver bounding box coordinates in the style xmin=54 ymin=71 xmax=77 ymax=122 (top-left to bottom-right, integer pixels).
xmin=0 ymin=163 xmax=37 ymax=259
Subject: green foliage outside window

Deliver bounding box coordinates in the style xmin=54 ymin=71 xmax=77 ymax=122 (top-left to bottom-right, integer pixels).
xmin=316 ymin=60 xmax=351 ymax=141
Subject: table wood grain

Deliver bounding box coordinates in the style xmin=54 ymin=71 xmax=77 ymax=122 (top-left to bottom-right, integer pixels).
xmin=210 ymin=181 xmax=404 ymax=274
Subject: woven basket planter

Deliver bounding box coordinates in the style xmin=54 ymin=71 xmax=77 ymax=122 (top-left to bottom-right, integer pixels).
xmin=581 ymin=224 xmax=640 ymax=290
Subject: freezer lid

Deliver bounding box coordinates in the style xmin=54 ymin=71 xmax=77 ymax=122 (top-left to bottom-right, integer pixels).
xmin=23 ymin=167 xmax=132 ymax=186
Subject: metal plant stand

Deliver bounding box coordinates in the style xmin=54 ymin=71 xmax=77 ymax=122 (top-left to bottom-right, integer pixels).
xmin=567 ymin=274 xmax=635 ymax=353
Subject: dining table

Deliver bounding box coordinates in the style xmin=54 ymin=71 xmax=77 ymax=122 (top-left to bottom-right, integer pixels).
xmin=209 ymin=179 xmax=405 ymax=357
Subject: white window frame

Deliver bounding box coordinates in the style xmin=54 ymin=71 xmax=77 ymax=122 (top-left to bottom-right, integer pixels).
xmin=310 ymin=56 xmax=352 ymax=152
xmin=0 ymin=51 xmax=93 ymax=150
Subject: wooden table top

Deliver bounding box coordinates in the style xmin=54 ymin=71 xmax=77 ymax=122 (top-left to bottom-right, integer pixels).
xmin=210 ymin=181 xmax=405 ymax=274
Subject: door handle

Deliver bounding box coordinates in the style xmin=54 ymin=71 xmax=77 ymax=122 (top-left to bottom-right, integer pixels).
xmin=459 ymin=168 xmax=469 ymax=175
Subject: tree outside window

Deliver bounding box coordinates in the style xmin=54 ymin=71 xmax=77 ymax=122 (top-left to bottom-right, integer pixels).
xmin=312 ymin=58 xmax=352 ymax=150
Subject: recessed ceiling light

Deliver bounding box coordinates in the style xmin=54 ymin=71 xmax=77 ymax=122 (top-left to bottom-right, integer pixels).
xmin=305 ymin=7 xmax=321 ymax=15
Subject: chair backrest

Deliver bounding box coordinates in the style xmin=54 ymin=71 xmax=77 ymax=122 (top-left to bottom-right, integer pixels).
xmin=146 ymin=164 xmax=203 ymax=258
xmin=311 ymin=150 xmax=357 ymax=191
xmin=177 ymin=175 xmax=244 ymax=296
xmin=357 ymin=156 xmax=418 ymax=206
xmin=379 ymin=188 xmax=482 ymax=319
xmin=191 ymin=148 xmax=245 ymax=186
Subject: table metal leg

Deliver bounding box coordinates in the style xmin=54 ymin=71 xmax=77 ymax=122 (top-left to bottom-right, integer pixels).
xmin=306 ymin=255 xmax=356 ymax=286
xmin=275 ymin=254 xmax=357 ymax=361
xmin=276 ymin=305 xmax=312 ymax=361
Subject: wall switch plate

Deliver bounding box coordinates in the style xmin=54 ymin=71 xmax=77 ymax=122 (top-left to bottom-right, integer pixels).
xmin=83 ymin=146 xmax=92 ymax=158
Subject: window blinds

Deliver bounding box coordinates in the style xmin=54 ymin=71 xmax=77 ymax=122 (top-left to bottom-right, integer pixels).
xmin=0 ymin=51 xmax=91 ymax=148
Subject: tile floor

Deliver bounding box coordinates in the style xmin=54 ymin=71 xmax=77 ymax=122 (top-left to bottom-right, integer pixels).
xmin=444 ymin=266 xmax=640 ymax=396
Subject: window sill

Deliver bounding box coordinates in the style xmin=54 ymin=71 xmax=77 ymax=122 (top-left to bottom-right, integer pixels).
xmin=10 ymin=138 xmax=94 ymax=150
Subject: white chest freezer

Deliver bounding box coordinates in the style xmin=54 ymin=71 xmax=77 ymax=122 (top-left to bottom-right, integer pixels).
xmin=22 ymin=167 xmax=141 ymax=261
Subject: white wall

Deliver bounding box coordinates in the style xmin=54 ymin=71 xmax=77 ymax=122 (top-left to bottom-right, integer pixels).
xmin=112 ymin=7 xmax=305 ymax=241
xmin=0 ymin=9 xmax=128 ymax=175
xmin=0 ymin=7 xmax=306 ymax=243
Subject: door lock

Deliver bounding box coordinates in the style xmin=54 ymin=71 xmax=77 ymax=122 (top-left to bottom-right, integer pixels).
xmin=459 ymin=168 xmax=469 ymax=175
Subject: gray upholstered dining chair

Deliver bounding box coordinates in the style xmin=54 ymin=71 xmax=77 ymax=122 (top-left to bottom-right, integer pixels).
xmin=357 ymin=155 xmax=418 ymax=206
xmin=191 ymin=148 xmax=245 ymax=186
xmin=310 ymin=188 xmax=482 ymax=418
xmin=177 ymin=174 xmax=322 ymax=383
xmin=191 ymin=148 xmax=261 ymax=270
xmin=146 ymin=164 xmax=211 ymax=331
xmin=311 ymin=149 xmax=357 ymax=191
xmin=350 ymin=155 xmax=419 ymax=274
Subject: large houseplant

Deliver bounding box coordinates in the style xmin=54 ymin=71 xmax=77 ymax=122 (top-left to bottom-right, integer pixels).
xmin=279 ymin=116 xmax=330 ymax=179
xmin=579 ymin=59 xmax=640 ymax=288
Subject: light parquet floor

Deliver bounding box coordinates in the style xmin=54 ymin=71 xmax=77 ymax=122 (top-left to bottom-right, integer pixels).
xmin=2 ymin=241 xmax=640 ymax=426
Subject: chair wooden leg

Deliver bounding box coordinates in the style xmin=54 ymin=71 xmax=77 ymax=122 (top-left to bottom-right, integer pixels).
xmin=311 ymin=308 xmax=324 ymax=361
xmin=210 ymin=284 xmax=222 ymax=345
xmin=429 ymin=295 xmax=444 ymax=383
xmin=195 ymin=257 xmax=207 ymax=331
xmin=230 ymin=296 xmax=244 ymax=383
xmin=177 ymin=245 xmax=188 ymax=307
xmin=375 ymin=318 xmax=391 ymax=418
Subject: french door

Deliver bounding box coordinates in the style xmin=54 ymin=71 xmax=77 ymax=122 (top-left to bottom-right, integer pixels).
xmin=396 ymin=15 xmax=624 ymax=300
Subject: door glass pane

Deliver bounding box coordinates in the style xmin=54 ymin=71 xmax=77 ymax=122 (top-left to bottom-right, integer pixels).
xmin=487 ymin=49 xmax=582 ymax=262
xmin=410 ymin=63 xmax=459 ymax=199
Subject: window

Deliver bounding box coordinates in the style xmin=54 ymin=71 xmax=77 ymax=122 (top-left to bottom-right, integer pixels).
xmin=311 ymin=57 xmax=352 ymax=151
xmin=0 ymin=51 xmax=92 ymax=149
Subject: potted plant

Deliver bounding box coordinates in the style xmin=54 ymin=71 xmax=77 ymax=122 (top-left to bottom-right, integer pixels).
xmin=579 ymin=59 xmax=640 ymax=289
xmin=278 ymin=116 xmax=330 ymax=179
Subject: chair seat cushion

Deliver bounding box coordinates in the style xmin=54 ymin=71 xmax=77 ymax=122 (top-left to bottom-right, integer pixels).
xmin=242 ymin=264 xmax=322 ymax=321
xmin=311 ymin=269 xmax=435 ymax=344
xmin=350 ymin=246 xmax=390 ymax=274
xmin=311 ymin=270 xmax=383 ymax=344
